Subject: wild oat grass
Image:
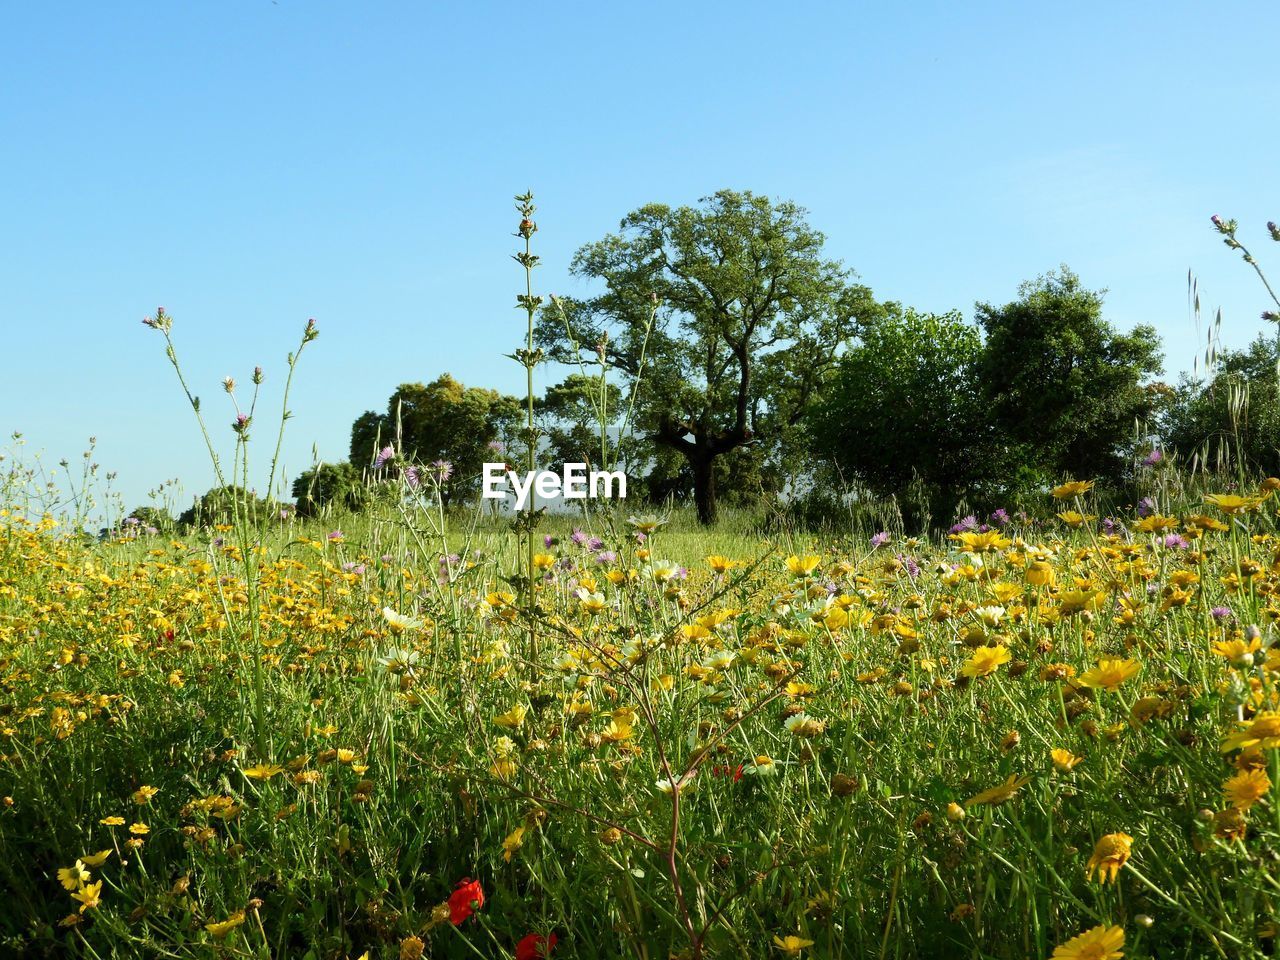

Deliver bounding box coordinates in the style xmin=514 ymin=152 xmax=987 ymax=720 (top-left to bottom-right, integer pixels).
xmin=3 ymin=478 xmax=1280 ymax=959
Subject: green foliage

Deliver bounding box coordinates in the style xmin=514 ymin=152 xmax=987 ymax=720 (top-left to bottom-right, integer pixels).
xmin=350 ymin=374 xmax=521 ymax=502
xmin=123 ymin=505 xmax=173 ymax=531
xmin=291 ymin=461 xmax=368 ymax=517
xmin=536 ymin=373 xmax=625 ymax=470
xmin=177 ymin=485 xmax=278 ymax=529
xmin=539 ymin=189 xmax=882 ymax=524
xmin=809 ymin=307 xmax=991 ymax=524
xmin=1163 ymin=335 xmax=1280 ymax=476
xmin=976 ymin=267 xmax=1163 ymax=485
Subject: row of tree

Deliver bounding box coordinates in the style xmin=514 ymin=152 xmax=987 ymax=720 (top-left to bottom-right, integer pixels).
xmin=149 ymin=191 xmax=1280 ymax=530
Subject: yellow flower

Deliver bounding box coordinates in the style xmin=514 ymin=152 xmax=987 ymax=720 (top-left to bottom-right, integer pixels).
xmin=1025 ymin=560 xmax=1055 ymax=587
xmin=400 ymin=935 xmax=426 ymax=960
xmin=1052 ymin=480 xmax=1095 ymax=499
xmin=532 ymin=553 xmax=556 ymax=570
xmin=1051 ymin=924 xmax=1125 ymax=960
xmin=1211 ymin=636 xmax=1261 ymax=663
xmin=1205 ymin=493 xmax=1264 ymax=514
xmin=1057 ymin=510 xmax=1094 ymax=528
xmin=129 ymin=822 xmax=150 ymax=835
xmin=1049 ymin=481 xmax=1090 ymax=504
xmin=785 ymin=555 xmax=821 ymax=577
xmin=959 ymin=645 xmax=1011 ymax=679
xmin=1085 ymin=832 xmax=1133 ymax=883
xmin=80 ymin=850 xmax=112 ymax=868
xmin=1078 ymin=658 xmax=1140 ymax=691
xmin=773 ymin=935 xmax=815 ymax=955
xmin=99 ymin=816 xmax=125 ymax=826
xmin=502 ymin=826 xmax=526 ymax=862
xmin=57 ymin=861 xmax=91 ymax=891
xmin=1222 ymin=711 xmax=1280 ymax=752
xmin=706 ymin=555 xmax=740 ymax=574
xmin=494 ymin=704 xmax=528 ymax=729
xmin=242 ymin=763 xmax=284 ymax=780
xmin=1223 ymin=768 xmax=1271 ymax=809
xmin=131 ymin=785 xmax=159 ymax=804
xmin=965 ymin=773 xmax=1031 ymax=807
xmin=1055 ymin=589 xmax=1106 ymax=616
xmin=205 ymin=911 xmax=247 ymax=938
xmin=71 ymin=880 xmax=102 ymax=913
xmin=952 ymin=530 xmax=1012 ymax=553
xmin=1051 ymin=748 xmax=1083 ymax=773
xmin=490 ymin=757 xmax=519 ymax=780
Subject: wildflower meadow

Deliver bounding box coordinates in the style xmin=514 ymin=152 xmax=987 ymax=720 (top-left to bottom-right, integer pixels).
xmin=4 ymin=192 xmax=1280 ymax=960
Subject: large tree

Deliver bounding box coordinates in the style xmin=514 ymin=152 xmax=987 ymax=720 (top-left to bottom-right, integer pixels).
xmin=350 ymin=374 xmax=520 ymax=502
xmin=975 ymin=268 xmax=1163 ymax=484
xmin=808 ymin=307 xmax=992 ymax=524
xmin=538 ymin=190 xmax=881 ymax=523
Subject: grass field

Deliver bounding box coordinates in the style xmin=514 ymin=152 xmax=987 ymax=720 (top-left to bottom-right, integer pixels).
xmin=3 ymin=478 xmax=1280 ymax=959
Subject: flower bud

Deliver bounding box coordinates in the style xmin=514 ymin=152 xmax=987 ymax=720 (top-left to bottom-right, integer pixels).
xmin=830 ymin=773 xmax=859 ymax=797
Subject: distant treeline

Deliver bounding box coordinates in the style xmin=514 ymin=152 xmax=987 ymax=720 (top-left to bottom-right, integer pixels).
xmin=134 ymin=191 xmax=1280 ymax=532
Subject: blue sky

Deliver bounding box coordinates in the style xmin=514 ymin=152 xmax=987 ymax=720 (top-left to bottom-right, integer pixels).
xmin=2 ymin=1 xmax=1278 ymax=514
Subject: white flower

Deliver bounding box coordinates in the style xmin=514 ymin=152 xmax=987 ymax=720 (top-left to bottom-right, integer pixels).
xmin=376 ymin=647 xmax=420 ymax=672
xmin=974 ymin=605 xmax=1006 ymax=627
xmin=654 ymin=771 xmax=697 ymax=795
xmin=382 ymin=607 xmax=427 ymax=631
xmin=649 ymin=561 xmax=680 ymax=583
xmin=744 ymin=755 xmax=779 ymax=776
xmin=702 ymin=649 xmax=736 ymax=671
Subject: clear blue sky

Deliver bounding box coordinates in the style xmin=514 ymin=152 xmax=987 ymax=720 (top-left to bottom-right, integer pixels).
xmin=2 ymin=1 xmax=1278 ymax=515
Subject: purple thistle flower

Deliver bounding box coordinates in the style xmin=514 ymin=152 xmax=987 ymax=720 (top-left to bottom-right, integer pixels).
xmin=870 ymin=531 xmax=891 ymax=549
xmin=544 ymin=534 xmax=556 ymax=548
xmin=897 ymin=555 xmax=921 ymax=579
xmin=587 ymin=536 xmax=604 ymax=551
xmin=429 ymin=459 xmax=453 ymax=483
xmin=1162 ymin=533 xmax=1189 ymax=549
xmin=1137 ymin=497 xmax=1157 ymax=518
xmin=327 ymin=530 xmax=344 ymax=541
xmin=375 ymin=445 xmax=395 ymax=468
xmin=487 ymin=439 xmax=505 ymax=453
xmin=1142 ymin=448 xmax=1163 ymax=467
xmin=1211 ymin=606 xmax=1233 ymax=622
xmin=989 ymin=508 xmax=1010 ymax=527
xmin=404 ymin=466 xmax=420 ymax=489
xmin=949 ymin=515 xmax=978 ymax=534
xmin=570 ymin=528 xmax=588 ymax=546
xmin=596 ymin=550 xmax=618 ymax=564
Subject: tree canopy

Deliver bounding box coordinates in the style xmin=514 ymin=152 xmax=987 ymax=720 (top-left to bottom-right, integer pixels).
xmin=350 ymin=374 xmax=520 ymax=502
xmin=808 ymin=307 xmax=991 ymax=522
xmin=538 ymin=189 xmax=882 ymax=523
xmin=975 ymin=268 xmax=1163 ymax=485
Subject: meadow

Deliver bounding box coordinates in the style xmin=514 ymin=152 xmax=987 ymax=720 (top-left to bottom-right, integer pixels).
xmin=3 ymin=466 xmax=1280 ymax=959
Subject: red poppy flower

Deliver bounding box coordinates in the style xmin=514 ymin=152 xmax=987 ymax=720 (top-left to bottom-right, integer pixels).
xmin=515 ymin=932 xmax=558 ymax=960
xmin=449 ymin=877 xmax=485 ymax=924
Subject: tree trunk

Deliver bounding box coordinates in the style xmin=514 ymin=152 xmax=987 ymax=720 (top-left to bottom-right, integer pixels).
xmin=691 ymin=450 xmax=718 ymax=525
